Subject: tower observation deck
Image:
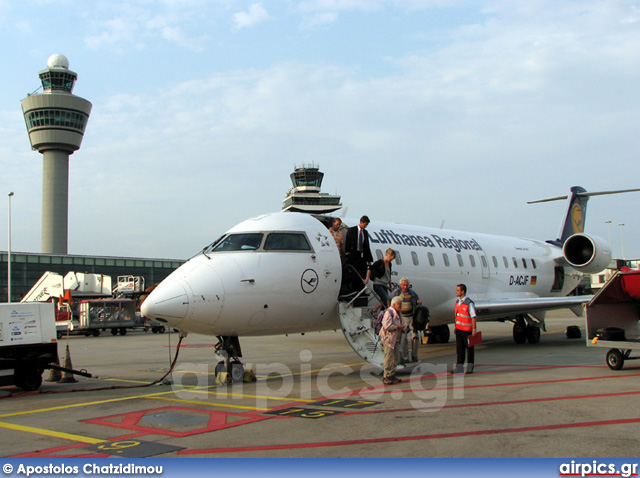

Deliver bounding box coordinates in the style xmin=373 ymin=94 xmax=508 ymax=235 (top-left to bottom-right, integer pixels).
xmin=282 ymin=164 xmax=342 ymax=214
xmin=21 ymin=54 xmax=92 ymax=255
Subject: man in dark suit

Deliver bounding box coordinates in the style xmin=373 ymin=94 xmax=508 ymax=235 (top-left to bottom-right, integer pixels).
xmin=345 ymin=215 xmax=373 ymax=280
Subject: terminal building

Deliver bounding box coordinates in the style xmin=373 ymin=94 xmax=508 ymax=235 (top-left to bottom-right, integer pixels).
xmin=0 ymin=252 xmax=184 ymax=303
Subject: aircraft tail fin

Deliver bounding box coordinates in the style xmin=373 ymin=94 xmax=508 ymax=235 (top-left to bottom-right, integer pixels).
xmin=528 ymin=186 xmax=640 ymax=246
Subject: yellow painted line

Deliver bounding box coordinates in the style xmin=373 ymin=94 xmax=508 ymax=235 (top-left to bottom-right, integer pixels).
xmin=0 ymin=389 xmax=180 ymax=419
xmin=0 ymin=421 xmax=105 ymax=444
xmin=146 ymin=396 xmax=269 ymax=411
xmin=181 ymin=389 xmax=316 ymax=402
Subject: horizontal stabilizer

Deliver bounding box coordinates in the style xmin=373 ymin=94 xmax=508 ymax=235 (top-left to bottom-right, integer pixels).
xmin=528 ymin=187 xmax=640 ymax=204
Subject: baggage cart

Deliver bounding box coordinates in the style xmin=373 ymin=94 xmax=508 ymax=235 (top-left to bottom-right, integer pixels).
xmin=585 ymin=269 xmax=640 ymax=370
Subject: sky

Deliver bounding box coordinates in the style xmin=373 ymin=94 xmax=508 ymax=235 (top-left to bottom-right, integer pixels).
xmin=1 ymin=0 xmax=639 ymax=260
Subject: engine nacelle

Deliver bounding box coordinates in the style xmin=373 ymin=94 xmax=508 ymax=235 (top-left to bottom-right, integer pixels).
xmin=562 ymin=233 xmax=612 ymax=274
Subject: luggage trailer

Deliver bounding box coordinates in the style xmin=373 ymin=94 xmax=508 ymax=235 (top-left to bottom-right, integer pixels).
xmin=586 ymin=269 xmax=640 ymax=370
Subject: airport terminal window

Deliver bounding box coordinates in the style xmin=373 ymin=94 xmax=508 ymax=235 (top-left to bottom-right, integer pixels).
xmin=443 ymin=253 xmax=450 ymax=267
xmin=411 ymin=251 xmax=419 ymax=266
xmin=212 ymin=233 xmax=264 ymax=252
xmin=427 ymin=252 xmax=435 ymax=267
xmin=264 ymin=233 xmax=310 ymax=251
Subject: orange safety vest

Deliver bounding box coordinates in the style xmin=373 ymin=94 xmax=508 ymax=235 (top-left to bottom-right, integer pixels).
xmin=455 ymin=298 xmax=474 ymax=332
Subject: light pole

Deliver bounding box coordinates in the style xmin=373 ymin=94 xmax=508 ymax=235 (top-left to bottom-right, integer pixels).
xmin=605 ymin=220 xmax=612 ymax=248
xmin=618 ymin=223 xmax=626 ymax=261
xmin=7 ymin=192 xmax=14 ymax=302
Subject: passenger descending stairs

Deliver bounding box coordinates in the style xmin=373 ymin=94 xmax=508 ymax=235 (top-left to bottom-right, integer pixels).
xmin=338 ymin=286 xmax=385 ymax=369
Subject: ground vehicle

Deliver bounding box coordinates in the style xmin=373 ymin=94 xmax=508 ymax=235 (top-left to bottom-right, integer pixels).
xmin=586 ymin=269 xmax=640 ymax=370
xmin=78 ymin=298 xmax=142 ymax=336
xmin=0 ymin=302 xmax=58 ymax=391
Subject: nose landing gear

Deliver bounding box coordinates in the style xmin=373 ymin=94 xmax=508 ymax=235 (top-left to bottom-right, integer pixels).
xmin=214 ymin=336 xmax=256 ymax=384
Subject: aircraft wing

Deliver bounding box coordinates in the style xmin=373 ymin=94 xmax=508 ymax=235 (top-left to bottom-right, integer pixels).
xmin=474 ymin=295 xmax=591 ymax=320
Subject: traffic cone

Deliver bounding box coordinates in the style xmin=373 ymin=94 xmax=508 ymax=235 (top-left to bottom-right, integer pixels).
xmin=45 ymin=358 xmax=62 ymax=382
xmin=59 ymin=344 xmax=78 ymax=383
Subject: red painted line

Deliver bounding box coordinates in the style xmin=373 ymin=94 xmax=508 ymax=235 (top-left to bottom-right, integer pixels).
xmin=339 ymin=390 xmax=640 ymax=415
xmin=360 ymin=371 xmax=640 ymax=396
xmin=177 ymin=416 xmax=640 ymax=455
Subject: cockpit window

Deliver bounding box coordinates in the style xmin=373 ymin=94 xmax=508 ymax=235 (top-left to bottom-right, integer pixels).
xmin=264 ymin=233 xmax=311 ymax=251
xmin=209 ymin=233 xmax=263 ymax=252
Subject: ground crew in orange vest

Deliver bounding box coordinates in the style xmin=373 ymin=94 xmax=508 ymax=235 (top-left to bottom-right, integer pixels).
xmin=451 ymin=283 xmax=477 ymax=375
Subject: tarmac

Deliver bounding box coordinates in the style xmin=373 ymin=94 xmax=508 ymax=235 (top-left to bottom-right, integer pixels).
xmin=1 ymin=310 xmax=639 ymax=458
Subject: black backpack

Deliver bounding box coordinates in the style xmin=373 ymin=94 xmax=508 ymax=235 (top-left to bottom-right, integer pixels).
xmin=412 ymin=305 xmax=430 ymax=332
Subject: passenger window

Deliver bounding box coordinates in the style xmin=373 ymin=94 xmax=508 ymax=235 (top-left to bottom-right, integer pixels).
xmin=443 ymin=253 xmax=450 ymax=267
xmin=503 ymin=256 xmax=509 ymax=268
xmin=375 ymin=249 xmax=383 ymax=260
xmin=457 ymin=254 xmax=464 ymax=267
xmin=522 ymin=258 xmax=528 ymax=269
xmin=531 ymin=259 xmax=537 ymax=269
xmin=492 ymin=256 xmax=498 ymax=268
xmin=427 ymin=252 xmax=435 ymax=267
xmin=211 ymin=233 xmax=263 ymax=252
xmin=481 ymin=256 xmax=488 ymax=268
xmin=264 ymin=233 xmax=311 ymax=251
xmin=469 ymin=255 xmax=476 ymax=267
xmin=395 ymin=252 xmax=402 ymax=265
xmin=411 ymin=251 xmax=419 ymax=266
xmin=512 ymin=257 xmax=518 ymax=268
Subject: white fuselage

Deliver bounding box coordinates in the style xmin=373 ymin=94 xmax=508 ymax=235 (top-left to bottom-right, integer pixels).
xmin=141 ymin=212 xmax=582 ymax=336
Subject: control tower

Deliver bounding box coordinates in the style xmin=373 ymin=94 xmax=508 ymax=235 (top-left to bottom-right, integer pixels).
xmin=21 ymin=54 xmax=92 ymax=254
xmin=282 ymin=163 xmax=342 ymax=214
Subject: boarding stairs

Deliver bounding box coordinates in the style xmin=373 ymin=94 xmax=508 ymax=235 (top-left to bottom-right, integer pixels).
xmin=337 ymin=265 xmax=423 ymax=372
xmin=338 ymin=283 xmax=386 ymax=369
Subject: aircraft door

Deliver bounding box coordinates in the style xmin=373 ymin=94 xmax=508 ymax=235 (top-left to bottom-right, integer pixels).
xmin=478 ymin=251 xmax=490 ymax=279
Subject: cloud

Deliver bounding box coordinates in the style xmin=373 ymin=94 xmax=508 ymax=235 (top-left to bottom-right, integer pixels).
xmin=232 ymin=3 xmax=271 ymax=30
xmin=84 ymin=4 xmax=210 ymax=51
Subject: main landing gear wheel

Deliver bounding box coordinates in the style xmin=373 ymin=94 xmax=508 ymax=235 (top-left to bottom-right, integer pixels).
xmin=430 ymin=325 xmax=450 ymax=344
xmin=606 ymin=348 xmax=624 ymax=370
xmin=513 ymin=316 xmax=527 ymax=344
xmin=526 ymin=325 xmax=541 ymax=344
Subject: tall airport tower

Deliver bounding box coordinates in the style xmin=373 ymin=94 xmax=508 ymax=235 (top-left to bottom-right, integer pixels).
xmin=21 ymin=54 xmax=92 ymax=255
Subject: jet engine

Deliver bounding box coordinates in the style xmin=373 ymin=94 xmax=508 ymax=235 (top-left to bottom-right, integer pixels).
xmin=562 ymin=233 xmax=612 ymax=274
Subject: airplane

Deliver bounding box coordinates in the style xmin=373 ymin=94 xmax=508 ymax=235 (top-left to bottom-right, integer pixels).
xmin=141 ymin=186 xmax=639 ymax=381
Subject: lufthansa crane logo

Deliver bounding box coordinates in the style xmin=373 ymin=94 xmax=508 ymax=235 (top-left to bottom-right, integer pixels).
xmin=301 ymin=269 xmax=319 ymax=294
xmin=571 ymin=203 xmax=584 ymax=233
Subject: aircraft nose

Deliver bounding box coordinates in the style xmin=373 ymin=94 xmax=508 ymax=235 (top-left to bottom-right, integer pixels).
xmin=141 ymin=280 xmax=190 ymax=324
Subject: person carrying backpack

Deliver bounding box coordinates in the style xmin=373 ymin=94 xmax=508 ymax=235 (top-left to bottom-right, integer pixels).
xmin=364 ymin=248 xmax=395 ymax=315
